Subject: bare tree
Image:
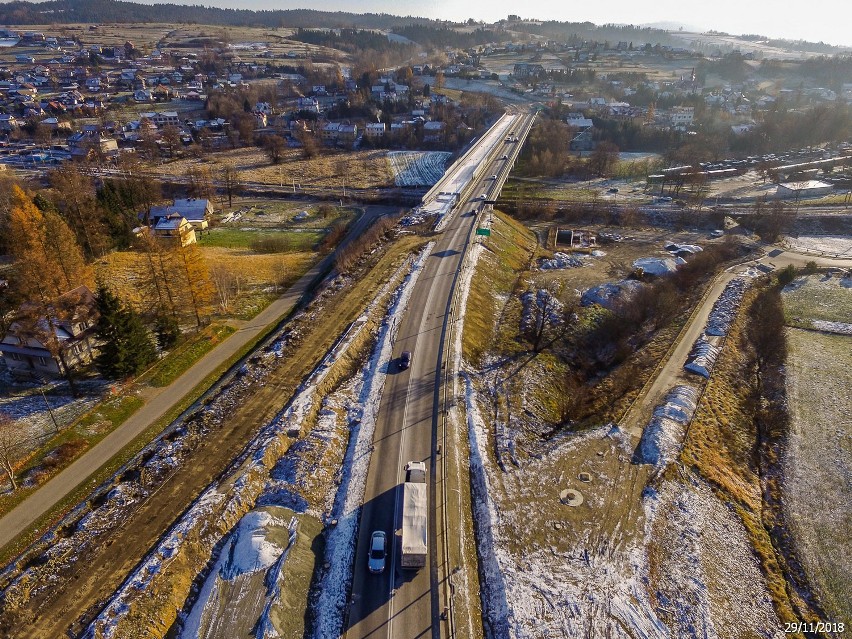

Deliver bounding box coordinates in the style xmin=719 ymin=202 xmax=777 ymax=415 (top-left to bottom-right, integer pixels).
xmin=184 ymin=165 xmax=214 ymax=199
xmin=263 ymin=134 xmax=286 ymax=165
xmin=160 ymin=125 xmax=183 ymax=157
xmin=0 ymin=412 xmax=25 ymax=491
xmin=210 ymin=264 xmax=242 ymax=313
xmin=218 ymin=161 xmax=242 ymax=207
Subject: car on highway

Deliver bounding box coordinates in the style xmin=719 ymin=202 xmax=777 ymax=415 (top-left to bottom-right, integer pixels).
xmin=488 ymin=174 xmax=497 ymax=180
xmin=399 ymin=351 xmax=412 ymax=370
xmin=478 ymin=193 xmax=487 ymax=200
xmin=501 ymin=155 xmax=508 ymax=160
xmin=368 ymin=530 xmax=387 ymax=573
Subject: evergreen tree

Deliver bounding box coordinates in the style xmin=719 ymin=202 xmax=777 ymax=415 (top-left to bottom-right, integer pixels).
xmin=94 ymin=286 xmax=157 ymax=379
xmin=154 ymin=313 xmax=181 ymax=350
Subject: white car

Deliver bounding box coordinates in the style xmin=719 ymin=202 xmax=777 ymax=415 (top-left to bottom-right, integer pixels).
xmin=368 ymin=530 xmax=387 ymax=573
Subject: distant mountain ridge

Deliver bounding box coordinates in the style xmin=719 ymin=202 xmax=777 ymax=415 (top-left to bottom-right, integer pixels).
xmin=0 ymin=0 xmax=438 ymax=28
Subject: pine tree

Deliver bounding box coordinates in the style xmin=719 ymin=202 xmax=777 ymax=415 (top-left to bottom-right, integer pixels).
xmin=94 ymin=285 xmax=157 ymax=379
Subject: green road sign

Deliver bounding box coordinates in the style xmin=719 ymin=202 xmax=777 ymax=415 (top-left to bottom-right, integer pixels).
xmin=476 ymin=228 xmax=491 ymax=236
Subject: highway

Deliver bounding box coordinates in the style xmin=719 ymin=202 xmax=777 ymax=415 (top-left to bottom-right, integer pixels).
xmin=345 ymin=111 xmax=535 ymax=639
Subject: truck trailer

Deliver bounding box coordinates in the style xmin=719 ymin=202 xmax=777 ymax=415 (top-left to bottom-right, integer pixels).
xmin=400 ymin=461 xmax=427 ymax=569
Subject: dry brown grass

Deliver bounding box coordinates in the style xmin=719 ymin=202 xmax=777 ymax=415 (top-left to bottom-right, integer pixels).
xmin=681 ymin=290 xmax=761 ymax=511
xmin=96 ymin=247 xmax=314 ymax=318
xmin=680 ymin=287 xmax=814 ymax=630
xmin=156 ymin=147 xmax=394 ymax=190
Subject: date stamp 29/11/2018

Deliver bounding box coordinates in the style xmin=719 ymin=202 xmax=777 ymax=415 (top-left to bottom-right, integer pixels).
xmin=784 ymin=621 xmax=845 ymax=634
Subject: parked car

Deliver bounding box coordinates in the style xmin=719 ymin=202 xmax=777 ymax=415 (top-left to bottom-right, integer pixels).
xmin=368 ymin=530 xmax=387 ymax=573
xmin=399 ymin=351 xmax=412 ymax=370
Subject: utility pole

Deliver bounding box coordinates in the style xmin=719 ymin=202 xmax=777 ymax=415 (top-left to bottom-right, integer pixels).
xmin=41 ymin=389 xmax=60 ymax=435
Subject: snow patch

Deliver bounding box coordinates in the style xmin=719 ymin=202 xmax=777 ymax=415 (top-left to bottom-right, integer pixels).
xmin=309 ymin=242 xmax=433 ymax=639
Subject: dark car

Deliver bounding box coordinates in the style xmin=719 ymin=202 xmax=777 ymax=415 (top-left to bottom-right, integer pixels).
xmin=399 ymin=351 xmax=412 ymax=370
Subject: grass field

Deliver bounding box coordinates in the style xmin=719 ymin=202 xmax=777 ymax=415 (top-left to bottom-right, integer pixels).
xmin=782 ymin=273 xmax=852 ymax=328
xmin=781 ymin=274 xmax=852 ymax=627
xmin=97 ymin=247 xmax=316 ymax=320
xmin=198 ymin=228 xmax=324 ymax=251
xmin=155 ymin=147 xmax=394 ymax=190
xmin=462 ymin=210 xmax=538 ymax=365
xmin=143 ymin=324 xmax=236 ymax=387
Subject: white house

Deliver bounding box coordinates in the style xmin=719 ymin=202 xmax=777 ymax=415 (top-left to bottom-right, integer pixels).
xmin=670 ymin=106 xmax=694 ymax=128
xmin=365 ymin=122 xmax=386 ymax=137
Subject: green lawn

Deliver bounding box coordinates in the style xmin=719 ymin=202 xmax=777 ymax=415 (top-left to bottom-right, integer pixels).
xmin=144 ymin=324 xmax=236 ymax=387
xmin=198 ymin=229 xmax=324 ymax=252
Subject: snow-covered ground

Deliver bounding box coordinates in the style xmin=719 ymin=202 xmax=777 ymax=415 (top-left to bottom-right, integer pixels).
xmin=388 ymin=151 xmax=450 ymax=186
xmin=0 ymin=382 xmax=104 ymax=470
xmin=782 ymin=235 xmax=852 ymax=257
xmin=784 ymin=328 xmax=852 ymax=623
xmin=179 ymin=510 xmax=298 ymax=639
xmin=648 ymin=479 xmax=784 ymax=639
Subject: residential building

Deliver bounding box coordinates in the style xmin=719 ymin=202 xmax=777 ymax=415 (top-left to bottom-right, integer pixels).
xmin=670 ymin=106 xmax=695 ymax=128
xmin=365 ymin=122 xmax=386 ymax=138
xmin=513 ymin=63 xmax=544 ymax=79
xmin=322 ymin=121 xmax=358 ymax=145
xmin=148 ymin=198 xmax=212 ymax=231
xmin=152 ymin=213 xmax=196 ymax=245
xmin=0 ymin=286 xmax=99 ymax=380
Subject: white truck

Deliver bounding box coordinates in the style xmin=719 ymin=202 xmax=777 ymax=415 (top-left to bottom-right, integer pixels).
xmin=400 ymin=461 xmax=427 ymax=570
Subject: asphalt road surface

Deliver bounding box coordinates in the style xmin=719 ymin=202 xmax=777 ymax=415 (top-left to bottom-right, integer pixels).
xmin=345 ymin=112 xmax=535 ymax=639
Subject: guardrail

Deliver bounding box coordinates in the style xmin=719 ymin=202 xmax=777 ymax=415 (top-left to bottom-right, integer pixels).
xmin=423 ymin=112 xmax=517 ymax=206
xmin=435 ymin=110 xmax=536 ymax=639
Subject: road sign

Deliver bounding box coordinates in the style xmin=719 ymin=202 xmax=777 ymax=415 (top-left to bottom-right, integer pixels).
xmin=475 ymin=228 xmax=491 ymax=236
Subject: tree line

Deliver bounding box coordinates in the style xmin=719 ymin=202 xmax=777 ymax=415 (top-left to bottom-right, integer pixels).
xmin=0 ymin=171 xmax=217 ymax=391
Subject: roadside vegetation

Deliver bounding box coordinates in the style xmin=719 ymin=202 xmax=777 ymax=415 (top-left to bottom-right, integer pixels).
xmin=680 ymin=271 xmax=834 ymax=632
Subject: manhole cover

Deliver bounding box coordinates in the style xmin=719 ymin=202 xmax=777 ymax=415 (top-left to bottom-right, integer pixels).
xmin=578 ymin=472 xmax=592 ymax=483
xmin=560 ymin=488 xmax=584 ymax=506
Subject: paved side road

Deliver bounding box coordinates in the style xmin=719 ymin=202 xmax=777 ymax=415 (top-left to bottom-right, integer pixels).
xmin=621 ymin=245 xmax=852 ymax=433
xmin=0 ymin=207 xmax=386 ymax=552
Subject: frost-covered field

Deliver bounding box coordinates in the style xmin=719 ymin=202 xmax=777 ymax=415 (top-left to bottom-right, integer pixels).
xmin=387 ymin=151 xmax=450 ymax=186
xmin=782 ymin=273 xmax=852 ymax=329
xmin=784 ymin=328 xmax=852 ymax=625
xmin=453 ymin=215 xmax=785 ymax=638
xmin=0 ymin=386 xmax=101 ymax=447
xmin=648 ymin=480 xmax=784 ymax=639
xmin=783 ymin=235 xmax=852 ymax=257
